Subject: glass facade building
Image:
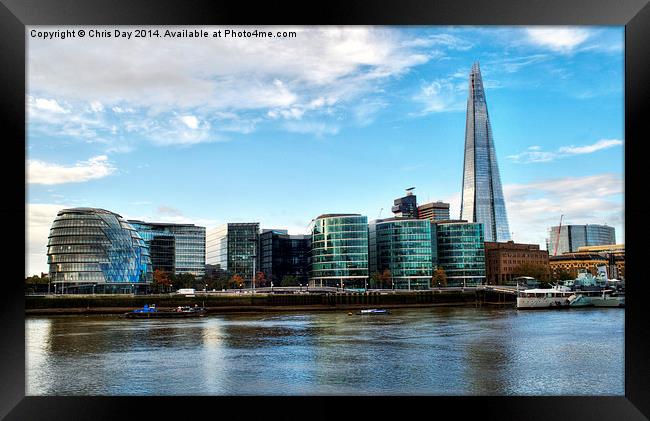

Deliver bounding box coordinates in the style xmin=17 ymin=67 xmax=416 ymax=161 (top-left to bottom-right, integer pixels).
xmin=260 ymin=229 xmax=310 ymax=285
xmin=128 ymin=221 xmax=206 ymax=277
xmin=460 ymin=61 xmax=511 ymax=242
xmin=47 ymin=208 xmax=152 ymax=293
xmin=391 ymin=191 xmax=418 ymax=218
xmin=368 ymin=218 xmax=435 ymax=290
xmin=547 ymin=224 xmax=616 ymax=255
xmin=435 ymin=220 xmax=486 ymax=287
xmin=310 ymin=214 xmax=368 ymax=289
xmin=206 ymin=223 xmax=259 ymax=286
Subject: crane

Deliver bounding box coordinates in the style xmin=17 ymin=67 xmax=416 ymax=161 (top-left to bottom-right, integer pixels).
xmin=378 ymin=208 xmax=383 ymax=218
xmin=552 ymin=214 xmax=564 ymax=256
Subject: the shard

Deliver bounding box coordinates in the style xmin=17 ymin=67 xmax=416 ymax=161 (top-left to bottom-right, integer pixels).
xmin=460 ymin=61 xmax=511 ymax=242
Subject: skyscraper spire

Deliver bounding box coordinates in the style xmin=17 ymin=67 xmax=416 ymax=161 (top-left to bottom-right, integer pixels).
xmin=460 ymin=62 xmax=511 ymax=242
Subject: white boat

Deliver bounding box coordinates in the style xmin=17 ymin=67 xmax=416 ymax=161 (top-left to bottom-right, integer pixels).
xmin=516 ymin=285 xmax=574 ymax=309
xmin=588 ymin=290 xmax=625 ymax=308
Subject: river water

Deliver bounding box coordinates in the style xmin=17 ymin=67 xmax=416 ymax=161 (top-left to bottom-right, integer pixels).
xmin=26 ymin=307 xmax=624 ymax=395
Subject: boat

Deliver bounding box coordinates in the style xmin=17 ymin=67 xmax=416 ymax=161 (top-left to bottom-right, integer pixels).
xmin=588 ymin=290 xmax=625 ymax=308
xmin=357 ymin=308 xmax=390 ymax=315
xmin=124 ymin=304 xmax=207 ymax=318
xmin=567 ymin=293 xmax=594 ymax=307
xmin=516 ymin=285 xmax=574 ymax=309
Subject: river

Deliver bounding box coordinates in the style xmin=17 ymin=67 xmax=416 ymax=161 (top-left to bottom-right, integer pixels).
xmin=25 ymin=306 xmax=624 ymax=395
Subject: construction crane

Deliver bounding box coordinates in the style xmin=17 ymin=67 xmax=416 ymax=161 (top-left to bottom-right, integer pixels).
xmin=552 ymin=214 xmax=564 ymax=256
xmin=378 ymin=208 xmax=383 ymax=218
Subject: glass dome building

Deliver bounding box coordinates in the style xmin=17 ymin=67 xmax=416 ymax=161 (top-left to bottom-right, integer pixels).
xmin=309 ymin=214 xmax=368 ymax=289
xmin=47 ymin=208 xmax=153 ymax=294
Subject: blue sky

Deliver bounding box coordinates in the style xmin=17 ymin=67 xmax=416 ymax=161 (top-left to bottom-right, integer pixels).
xmin=26 ymin=26 xmax=624 ymax=276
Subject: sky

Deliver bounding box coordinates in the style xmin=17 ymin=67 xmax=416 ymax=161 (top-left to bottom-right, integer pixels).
xmin=26 ymin=26 xmax=625 ymax=276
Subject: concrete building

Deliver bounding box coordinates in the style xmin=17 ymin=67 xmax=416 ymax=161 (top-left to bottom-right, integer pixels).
xmin=417 ymin=201 xmax=450 ymax=222
xmin=484 ymin=241 xmax=549 ymax=285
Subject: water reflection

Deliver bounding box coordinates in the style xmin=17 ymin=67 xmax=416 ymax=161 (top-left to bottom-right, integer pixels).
xmin=26 ymin=308 xmax=624 ymax=396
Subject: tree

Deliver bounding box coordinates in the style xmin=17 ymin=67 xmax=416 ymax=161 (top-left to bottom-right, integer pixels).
xmin=280 ymin=275 xmax=298 ymax=287
xmin=513 ymin=262 xmax=550 ymax=282
xmin=432 ymin=267 xmax=447 ymax=288
xmin=378 ymin=269 xmax=392 ymax=289
xmin=231 ymin=274 xmax=244 ymax=289
xmin=173 ymin=273 xmax=196 ymax=289
xmin=152 ymin=269 xmax=172 ymax=293
xmin=368 ymin=271 xmax=380 ymax=289
xmin=255 ymin=271 xmax=266 ymax=288
xmin=553 ymin=268 xmax=574 ymax=282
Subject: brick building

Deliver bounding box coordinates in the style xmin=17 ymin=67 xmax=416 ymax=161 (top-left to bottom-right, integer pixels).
xmin=484 ymin=241 xmax=550 ymax=285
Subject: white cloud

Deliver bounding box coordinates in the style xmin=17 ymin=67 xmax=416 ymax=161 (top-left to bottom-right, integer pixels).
xmin=525 ymin=27 xmax=592 ymax=53
xmin=557 ymin=139 xmax=623 ymax=155
xmin=27 ymin=155 xmax=115 ymax=185
xmin=413 ymin=78 xmax=466 ymax=114
xmin=504 ymin=173 xmax=623 ymax=248
xmin=27 ymin=26 xmax=440 ymax=143
xmin=180 ymin=115 xmax=199 ymax=129
xmin=29 ymin=96 xmax=68 ymax=114
xmin=90 ymin=100 xmax=104 ymax=112
xmin=508 ymin=139 xmax=623 ymax=163
xmin=26 ymin=203 xmax=68 ymax=276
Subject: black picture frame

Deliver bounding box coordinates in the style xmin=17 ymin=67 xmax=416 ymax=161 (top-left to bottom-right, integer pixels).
xmin=1 ymin=0 xmax=648 ymax=419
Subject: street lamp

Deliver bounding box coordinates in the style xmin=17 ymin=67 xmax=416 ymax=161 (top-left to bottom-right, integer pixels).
xmin=131 ymin=284 xmax=135 ymax=295
xmin=271 ymin=281 xmax=273 ymax=293
xmin=205 ymin=283 xmax=208 ymax=293
xmin=248 ymin=238 xmax=257 ymax=294
xmin=93 ymin=284 xmax=96 ymax=295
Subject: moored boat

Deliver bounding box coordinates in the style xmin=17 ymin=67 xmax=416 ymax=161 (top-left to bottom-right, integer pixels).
xmin=357 ymin=308 xmax=390 ymax=315
xmin=125 ymin=304 xmax=207 ymax=318
xmin=516 ymin=285 xmax=573 ymax=309
xmin=588 ymin=290 xmax=625 ymax=308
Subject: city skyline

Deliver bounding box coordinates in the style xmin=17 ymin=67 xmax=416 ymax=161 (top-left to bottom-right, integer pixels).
xmin=26 ymin=26 xmax=624 ymax=276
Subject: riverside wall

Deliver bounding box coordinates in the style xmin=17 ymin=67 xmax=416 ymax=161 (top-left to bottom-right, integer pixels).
xmin=25 ymin=290 xmax=491 ymax=315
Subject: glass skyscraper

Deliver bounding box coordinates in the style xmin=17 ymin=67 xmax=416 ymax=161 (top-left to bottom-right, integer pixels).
xmin=460 ymin=61 xmax=511 ymax=242
xmin=310 ymin=214 xmax=368 ymax=289
xmin=47 ymin=208 xmax=152 ymax=293
xmin=260 ymin=229 xmax=310 ymax=285
xmin=128 ymin=221 xmax=206 ymax=277
xmin=368 ymin=218 xmax=434 ymax=290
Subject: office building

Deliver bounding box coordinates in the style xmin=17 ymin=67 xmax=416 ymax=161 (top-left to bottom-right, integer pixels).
xmin=435 ymin=220 xmax=486 ymax=286
xmin=47 ymin=208 xmax=152 ymax=294
xmin=128 ymin=221 xmax=206 ymax=277
xmin=259 ymin=229 xmax=310 ymax=285
xmin=310 ymin=214 xmax=368 ymax=289
xmin=206 ymin=223 xmax=259 ymax=286
xmin=391 ymin=188 xmax=418 ymax=218
xmin=369 ymin=217 xmax=435 ymax=290
xmin=460 ymin=61 xmax=511 ymax=242
xmin=546 ymin=224 xmax=616 ymax=255
xmin=418 ymin=201 xmax=450 ymax=222
xmin=484 ymin=241 xmax=549 ymax=285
